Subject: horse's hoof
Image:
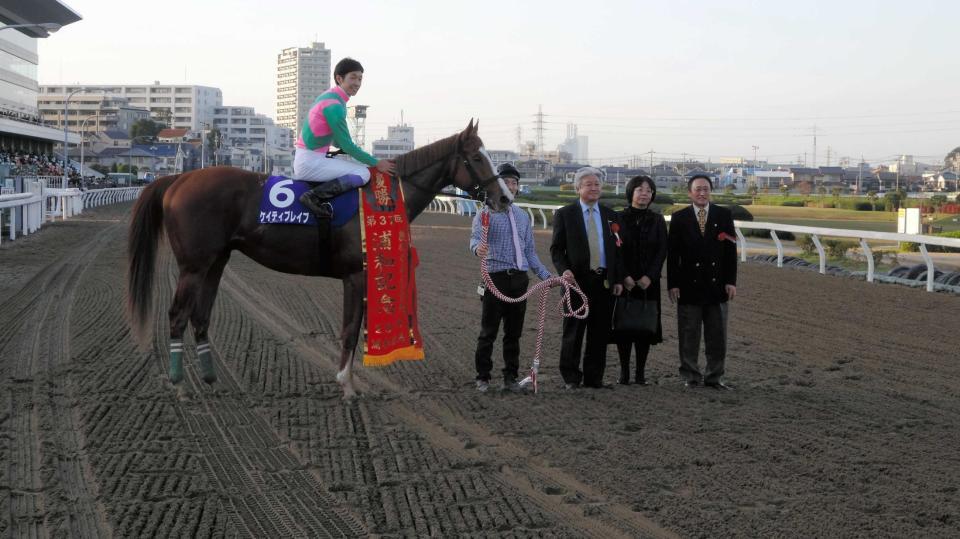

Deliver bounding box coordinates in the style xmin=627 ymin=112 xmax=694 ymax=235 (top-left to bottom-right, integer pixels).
xmin=169 ymin=353 xmax=183 ymax=384
xmin=198 ymin=354 xmax=216 ymax=384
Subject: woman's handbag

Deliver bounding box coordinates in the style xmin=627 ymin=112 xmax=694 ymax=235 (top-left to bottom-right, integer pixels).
xmin=611 ymin=288 xmax=658 ymax=335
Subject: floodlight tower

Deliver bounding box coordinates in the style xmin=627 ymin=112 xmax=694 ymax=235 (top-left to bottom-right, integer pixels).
xmin=348 ymin=105 xmax=369 ymax=149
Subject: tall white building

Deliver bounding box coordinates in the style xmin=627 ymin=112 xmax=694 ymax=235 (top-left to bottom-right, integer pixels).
xmin=557 ymin=123 xmax=588 ymax=163
xmin=276 ymin=42 xmax=331 ymax=134
xmin=372 ymin=123 xmax=414 ymax=159
xmin=39 ymin=83 xmax=222 ymax=132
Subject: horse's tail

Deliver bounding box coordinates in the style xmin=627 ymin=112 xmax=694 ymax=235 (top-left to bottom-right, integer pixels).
xmin=127 ymin=174 xmax=179 ymax=347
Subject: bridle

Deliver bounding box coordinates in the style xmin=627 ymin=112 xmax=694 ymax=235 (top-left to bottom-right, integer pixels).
xmin=401 ymin=147 xmax=502 ymax=202
xmin=454 ymin=151 xmax=502 ymax=202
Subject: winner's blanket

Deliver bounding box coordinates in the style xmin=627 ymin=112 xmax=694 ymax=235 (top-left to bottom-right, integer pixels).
xmin=361 ymin=171 xmax=424 ymax=366
xmin=258 ymin=176 xmax=359 ymax=228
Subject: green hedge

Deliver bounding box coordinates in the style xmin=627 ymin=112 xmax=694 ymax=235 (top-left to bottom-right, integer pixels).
xmin=900 ymin=230 xmax=960 ymax=253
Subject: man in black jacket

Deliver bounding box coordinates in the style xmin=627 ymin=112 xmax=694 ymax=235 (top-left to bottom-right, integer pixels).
xmin=667 ymin=175 xmax=738 ymax=390
xmin=550 ymin=167 xmax=623 ymax=389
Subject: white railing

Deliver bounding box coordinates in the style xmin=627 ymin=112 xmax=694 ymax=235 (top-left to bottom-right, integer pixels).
xmin=0 ymin=179 xmax=44 ymax=245
xmin=82 ymin=187 xmax=143 ymax=207
xmin=1 ymin=179 xmax=143 ymax=246
xmin=427 ymin=196 xmax=960 ymax=293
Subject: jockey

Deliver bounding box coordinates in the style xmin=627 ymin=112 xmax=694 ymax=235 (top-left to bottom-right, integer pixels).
xmin=295 ymin=57 xmax=396 ymax=215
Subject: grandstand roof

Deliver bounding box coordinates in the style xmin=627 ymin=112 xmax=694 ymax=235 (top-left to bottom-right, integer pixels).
xmin=0 ymin=0 xmax=82 ymax=38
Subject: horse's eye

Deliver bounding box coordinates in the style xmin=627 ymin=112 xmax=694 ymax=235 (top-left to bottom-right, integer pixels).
xmin=472 ymin=155 xmax=482 ymax=161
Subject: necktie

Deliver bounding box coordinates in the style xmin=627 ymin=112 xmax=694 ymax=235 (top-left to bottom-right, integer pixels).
xmin=587 ymin=206 xmax=601 ymax=269
xmin=697 ymin=207 xmax=706 ymax=235
xmin=507 ymin=208 xmax=525 ymax=271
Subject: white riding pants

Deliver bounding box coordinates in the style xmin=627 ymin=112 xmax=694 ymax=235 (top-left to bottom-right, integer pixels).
xmin=293 ymin=149 xmax=371 ymax=184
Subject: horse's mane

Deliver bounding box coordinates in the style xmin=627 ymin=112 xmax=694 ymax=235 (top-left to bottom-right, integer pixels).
xmin=395 ymin=133 xmax=459 ymax=176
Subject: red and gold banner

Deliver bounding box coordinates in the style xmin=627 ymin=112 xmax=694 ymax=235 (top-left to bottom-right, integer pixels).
xmin=360 ymin=170 xmax=424 ymax=366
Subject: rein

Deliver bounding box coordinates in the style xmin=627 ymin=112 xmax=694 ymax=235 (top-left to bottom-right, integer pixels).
xmin=477 ymin=208 xmax=589 ymax=393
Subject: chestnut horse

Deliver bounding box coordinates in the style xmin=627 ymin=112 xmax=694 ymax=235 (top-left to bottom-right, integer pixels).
xmin=127 ymin=120 xmax=509 ymax=398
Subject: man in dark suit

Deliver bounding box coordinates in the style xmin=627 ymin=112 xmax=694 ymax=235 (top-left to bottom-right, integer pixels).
xmin=550 ymin=167 xmax=623 ymax=389
xmin=667 ymin=174 xmax=738 ymax=390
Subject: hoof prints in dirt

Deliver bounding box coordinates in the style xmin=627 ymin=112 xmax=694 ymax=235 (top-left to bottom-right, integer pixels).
xmin=2 ymin=208 xmax=960 ymax=538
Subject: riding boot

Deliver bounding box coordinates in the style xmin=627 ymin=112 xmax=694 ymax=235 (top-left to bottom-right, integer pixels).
xmin=299 ymin=174 xmax=365 ymax=218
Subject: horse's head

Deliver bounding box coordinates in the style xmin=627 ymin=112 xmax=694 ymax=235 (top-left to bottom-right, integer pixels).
xmin=450 ymin=119 xmax=513 ymax=212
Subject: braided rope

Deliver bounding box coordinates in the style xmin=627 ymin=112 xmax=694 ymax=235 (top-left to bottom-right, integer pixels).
xmin=478 ymin=209 xmax=589 ymax=393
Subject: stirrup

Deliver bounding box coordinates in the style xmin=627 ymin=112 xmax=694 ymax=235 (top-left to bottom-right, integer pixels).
xmin=299 ymin=192 xmax=334 ymax=219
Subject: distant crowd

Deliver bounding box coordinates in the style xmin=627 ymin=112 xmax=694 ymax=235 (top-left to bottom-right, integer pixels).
xmin=0 ymin=147 xmax=79 ymax=179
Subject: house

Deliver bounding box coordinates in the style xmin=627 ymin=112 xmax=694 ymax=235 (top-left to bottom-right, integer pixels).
xmin=789 ymin=167 xmax=819 ymax=186
xmin=935 ymin=171 xmax=958 ymax=192
xmin=93 ymin=147 xmax=157 ymax=171
xmin=157 ymin=128 xmax=191 ymax=143
xmin=818 ymin=167 xmax=844 ymax=186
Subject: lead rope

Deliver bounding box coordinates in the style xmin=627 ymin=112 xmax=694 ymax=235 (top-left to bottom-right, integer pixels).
xmin=479 ymin=209 xmax=589 ymax=393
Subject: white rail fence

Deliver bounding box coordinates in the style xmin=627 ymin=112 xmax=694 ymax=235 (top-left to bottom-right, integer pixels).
xmin=427 ymin=196 xmax=960 ymax=293
xmin=0 ymin=176 xmax=143 ymax=246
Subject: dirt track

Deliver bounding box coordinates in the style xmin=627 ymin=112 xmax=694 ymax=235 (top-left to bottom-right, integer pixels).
xmin=1 ymin=202 xmax=958 ymax=538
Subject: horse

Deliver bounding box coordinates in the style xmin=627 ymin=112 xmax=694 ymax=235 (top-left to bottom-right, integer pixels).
xmin=126 ymin=120 xmax=509 ymax=399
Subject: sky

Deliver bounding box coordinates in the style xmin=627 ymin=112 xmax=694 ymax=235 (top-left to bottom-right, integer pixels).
xmin=38 ymin=0 xmax=960 ymax=167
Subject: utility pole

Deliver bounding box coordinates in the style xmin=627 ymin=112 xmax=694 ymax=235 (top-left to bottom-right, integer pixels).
xmin=515 ymin=125 xmax=522 ymax=154
xmin=752 ymin=145 xmax=759 ymax=169
xmin=649 ymin=149 xmax=654 ymax=172
xmin=534 ymin=105 xmax=545 ymax=183
xmin=812 ymin=124 xmax=817 ymax=168
xmin=826 ymin=146 xmax=832 ymax=167
xmin=858 ymin=154 xmax=864 ymax=193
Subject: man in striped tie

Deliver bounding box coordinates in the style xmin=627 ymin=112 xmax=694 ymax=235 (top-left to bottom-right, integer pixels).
xmin=667 ymin=175 xmax=738 ymax=390
xmin=470 ymin=163 xmax=553 ymax=393
xmin=550 ymin=167 xmax=624 ymax=389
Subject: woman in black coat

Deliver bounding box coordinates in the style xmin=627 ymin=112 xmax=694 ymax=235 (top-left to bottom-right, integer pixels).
xmin=614 ymin=176 xmax=668 ymax=385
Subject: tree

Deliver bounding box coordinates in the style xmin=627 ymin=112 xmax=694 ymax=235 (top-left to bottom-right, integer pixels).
xmin=816 ymin=185 xmax=827 ymax=207
xmin=867 ymin=190 xmax=878 ymax=211
xmin=723 ymin=183 xmax=735 ymax=195
xmin=831 ymin=186 xmax=842 ymax=199
xmin=747 ymin=184 xmax=759 ymax=204
xmin=945 ymin=146 xmax=960 ymax=171
xmin=130 ymin=119 xmax=162 ymax=140
xmin=206 ymin=128 xmax=223 ymax=166
xmin=779 ymin=183 xmax=791 ymax=196
xmin=154 ymin=107 xmax=173 ymax=128
xmin=884 ymin=190 xmax=905 ymax=211
xmin=931 ymin=194 xmax=948 ymax=212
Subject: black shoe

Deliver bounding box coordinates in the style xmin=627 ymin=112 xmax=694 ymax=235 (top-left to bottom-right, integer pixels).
xmin=299 ymin=191 xmax=334 ymax=218
xmin=618 ymin=377 xmax=631 ymax=385
xmin=562 ymin=382 xmax=579 ymax=390
xmin=705 ymin=381 xmax=733 ymax=391
xmin=684 ymin=380 xmax=701 ymax=389
xmin=635 ymin=378 xmax=648 ymax=386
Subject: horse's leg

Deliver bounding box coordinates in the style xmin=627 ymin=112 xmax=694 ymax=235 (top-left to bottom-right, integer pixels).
xmin=190 ymin=253 xmax=231 ymax=384
xmin=337 ymin=271 xmax=365 ymax=399
xmin=168 ymin=270 xmax=203 ymax=384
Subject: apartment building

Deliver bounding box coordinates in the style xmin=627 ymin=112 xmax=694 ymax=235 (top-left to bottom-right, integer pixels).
xmin=39 ymin=83 xmax=222 ymax=132
xmin=276 ymin=42 xmax=331 ymax=133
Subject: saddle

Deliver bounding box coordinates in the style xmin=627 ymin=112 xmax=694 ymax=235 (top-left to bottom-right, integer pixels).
xmin=258 ymin=175 xmax=359 ymax=228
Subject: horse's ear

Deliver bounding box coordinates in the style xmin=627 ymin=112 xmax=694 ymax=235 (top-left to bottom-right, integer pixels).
xmin=473 ymin=119 xmax=479 ymax=135
xmin=458 ymin=118 xmax=475 ymax=149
